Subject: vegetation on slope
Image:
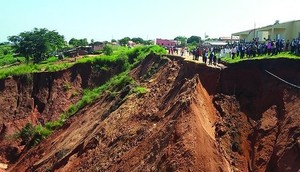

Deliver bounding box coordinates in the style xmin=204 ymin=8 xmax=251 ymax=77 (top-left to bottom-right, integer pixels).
xmin=0 ymin=44 xmax=26 ymax=67
xmin=15 ymin=45 xmax=166 ymax=146
xmin=0 ymin=45 xmax=166 ymax=80
xmin=221 ymin=52 xmax=300 ymax=64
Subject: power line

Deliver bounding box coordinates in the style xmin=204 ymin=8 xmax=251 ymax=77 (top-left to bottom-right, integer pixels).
xmin=265 ymin=70 xmax=300 ymax=89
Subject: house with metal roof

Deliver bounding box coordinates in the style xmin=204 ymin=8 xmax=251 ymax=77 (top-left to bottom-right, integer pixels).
xmin=232 ymin=20 xmax=300 ymax=42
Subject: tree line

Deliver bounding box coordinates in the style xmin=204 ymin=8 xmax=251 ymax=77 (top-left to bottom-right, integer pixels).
xmin=174 ymin=36 xmax=202 ymax=47
xmin=6 ymin=28 xmax=157 ymax=64
xmin=8 ymin=28 xmax=65 ymax=63
xmin=6 ymin=27 xmax=203 ymax=64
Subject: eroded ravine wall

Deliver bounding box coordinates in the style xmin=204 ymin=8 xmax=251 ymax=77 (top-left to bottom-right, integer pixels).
xmin=2 ymin=55 xmax=300 ymax=171
xmin=0 ymin=62 xmax=123 ymax=164
xmin=162 ymin=56 xmax=300 ymax=171
xmin=212 ymin=59 xmax=300 ymax=171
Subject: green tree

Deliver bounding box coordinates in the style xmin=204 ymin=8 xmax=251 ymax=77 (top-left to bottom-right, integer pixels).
xmin=187 ymin=36 xmax=201 ymax=44
xmin=131 ymin=37 xmax=144 ymax=44
xmin=8 ymin=28 xmax=65 ymax=63
xmin=0 ymin=45 xmax=12 ymax=56
xmin=103 ymin=45 xmax=113 ymax=55
xmin=69 ymin=38 xmax=88 ymax=47
xmin=69 ymin=38 xmax=78 ymax=46
xmin=174 ymin=36 xmax=187 ymax=46
xmin=78 ymin=38 xmax=88 ymax=46
xmin=119 ymin=37 xmax=130 ymax=46
xmin=143 ymin=40 xmax=154 ymax=45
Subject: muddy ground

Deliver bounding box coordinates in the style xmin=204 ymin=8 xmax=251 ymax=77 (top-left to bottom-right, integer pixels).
xmin=0 ymin=54 xmax=299 ymax=171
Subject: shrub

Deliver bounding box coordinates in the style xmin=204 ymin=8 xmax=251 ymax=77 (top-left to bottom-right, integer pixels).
xmin=110 ymin=73 xmax=133 ymax=91
xmin=127 ymin=45 xmax=166 ymax=66
xmin=45 ymin=56 xmax=58 ymax=63
xmin=103 ymin=45 xmax=113 ymax=55
xmin=132 ymin=86 xmax=148 ymax=97
xmin=18 ymin=123 xmax=52 ymax=146
xmin=71 ymin=91 xmax=79 ymax=98
xmin=116 ymin=52 xmax=130 ymax=71
xmin=33 ymin=125 xmax=52 ymax=144
xmin=0 ymin=54 xmax=24 ymax=67
xmin=0 ymin=45 xmax=13 ymax=56
xmin=63 ymin=82 xmax=71 ymax=91
xmin=19 ymin=123 xmax=35 ymax=145
xmin=45 ymin=120 xmax=64 ymax=130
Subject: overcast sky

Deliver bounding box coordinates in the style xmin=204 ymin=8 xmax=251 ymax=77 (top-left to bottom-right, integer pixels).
xmin=1 ymin=0 xmax=299 ymax=42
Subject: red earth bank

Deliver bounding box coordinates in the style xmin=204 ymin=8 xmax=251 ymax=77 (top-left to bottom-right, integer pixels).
xmin=0 ymin=55 xmax=299 ymax=171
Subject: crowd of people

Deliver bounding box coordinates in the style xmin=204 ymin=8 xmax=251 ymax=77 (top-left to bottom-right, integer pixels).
xmin=221 ymin=37 xmax=300 ymax=59
xmin=166 ymin=37 xmax=300 ymax=66
xmin=168 ymin=46 xmax=221 ymax=65
xmin=191 ymin=47 xmax=220 ymax=65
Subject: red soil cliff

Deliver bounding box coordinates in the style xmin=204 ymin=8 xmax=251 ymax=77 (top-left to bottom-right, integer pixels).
xmin=0 ymin=55 xmax=299 ymax=171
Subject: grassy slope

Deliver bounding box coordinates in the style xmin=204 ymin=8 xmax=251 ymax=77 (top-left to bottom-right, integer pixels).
xmin=0 ymin=45 xmax=167 ymax=80
xmin=221 ymin=52 xmax=300 ymax=64
xmin=0 ymin=45 xmax=26 ymax=67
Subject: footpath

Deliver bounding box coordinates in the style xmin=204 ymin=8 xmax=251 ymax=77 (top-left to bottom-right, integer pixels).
xmin=168 ymin=51 xmax=227 ymax=69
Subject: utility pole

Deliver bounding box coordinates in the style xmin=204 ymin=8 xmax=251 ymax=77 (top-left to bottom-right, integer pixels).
xmin=254 ymin=22 xmax=256 ymax=40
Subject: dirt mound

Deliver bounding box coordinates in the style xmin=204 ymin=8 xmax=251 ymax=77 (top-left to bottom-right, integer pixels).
xmin=2 ymin=55 xmax=300 ymax=171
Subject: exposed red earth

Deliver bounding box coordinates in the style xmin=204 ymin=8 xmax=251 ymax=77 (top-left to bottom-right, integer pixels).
xmin=0 ymin=54 xmax=299 ymax=171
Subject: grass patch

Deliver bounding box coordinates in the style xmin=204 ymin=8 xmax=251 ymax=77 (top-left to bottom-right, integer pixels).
xmin=132 ymin=86 xmax=148 ymax=97
xmin=0 ymin=54 xmax=26 ymax=66
xmin=17 ymin=123 xmax=52 ymax=147
xmin=64 ymin=71 xmax=133 ymax=118
xmin=41 ymin=56 xmax=58 ymax=63
xmin=0 ymin=62 xmax=74 ymax=79
xmin=45 ymin=120 xmax=64 ymax=130
xmin=221 ymin=52 xmax=300 ymax=64
xmin=127 ymin=45 xmax=167 ymax=66
xmin=0 ymin=44 xmax=26 ymax=67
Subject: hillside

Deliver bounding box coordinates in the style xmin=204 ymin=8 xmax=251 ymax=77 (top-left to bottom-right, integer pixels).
xmin=0 ymin=53 xmax=300 ymax=171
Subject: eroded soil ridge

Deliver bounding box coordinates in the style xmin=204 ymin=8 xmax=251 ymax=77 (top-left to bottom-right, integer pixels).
xmin=0 ymin=55 xmax=299 ymax=171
